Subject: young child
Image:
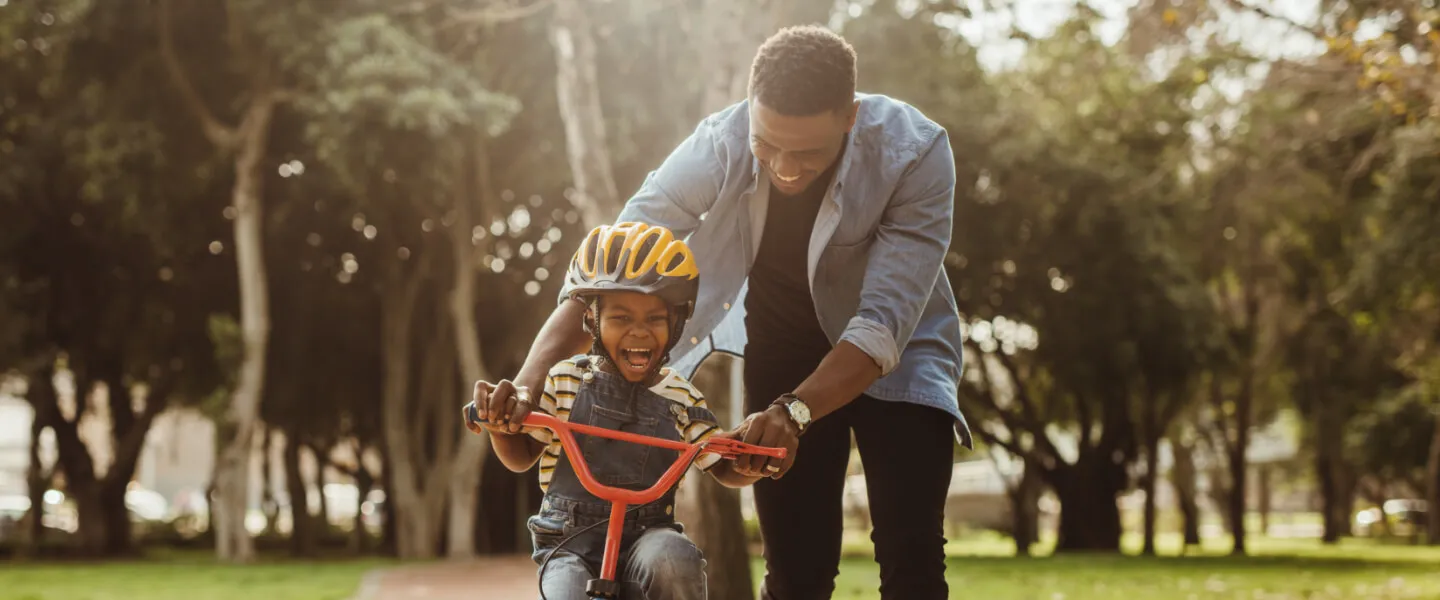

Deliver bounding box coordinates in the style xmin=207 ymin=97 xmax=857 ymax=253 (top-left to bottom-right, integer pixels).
xmin=464 ymin=222 xmax=761 ymax=600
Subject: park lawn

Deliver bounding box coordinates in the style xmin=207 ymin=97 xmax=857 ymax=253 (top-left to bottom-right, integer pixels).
xmin=813 ymin=536 xmax=1440 ymax=600
xmin=0 ymin=551 xmax=394 ymax=600
xmin=1 ymin=538 xmax=1437 ymax=600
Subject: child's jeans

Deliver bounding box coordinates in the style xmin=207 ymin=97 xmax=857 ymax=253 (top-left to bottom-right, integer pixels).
xmin=539 ymin=526 xmax=707 ymax=600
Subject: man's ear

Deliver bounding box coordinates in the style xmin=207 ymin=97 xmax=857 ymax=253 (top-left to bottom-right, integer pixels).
xmin=844 ymin=99 xmax=860 ymax=131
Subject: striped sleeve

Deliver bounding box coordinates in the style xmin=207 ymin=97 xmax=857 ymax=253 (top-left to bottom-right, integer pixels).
xmin=528 ymin=360 xmax=582 ymax=447
xmin=658 ymin=375 xmax=723 ymax=472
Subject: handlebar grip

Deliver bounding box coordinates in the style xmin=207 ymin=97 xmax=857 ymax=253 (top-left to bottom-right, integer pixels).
xmin=463 ymin=402 xmax=489 ymax=434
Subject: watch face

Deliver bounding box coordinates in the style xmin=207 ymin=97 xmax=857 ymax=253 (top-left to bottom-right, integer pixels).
xmin=790 ymin=401 xmax=811 ymax=424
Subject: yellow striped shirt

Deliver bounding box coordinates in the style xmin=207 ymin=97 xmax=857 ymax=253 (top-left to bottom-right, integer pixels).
xmin=529 ymin=357 xmax=722 ymax=493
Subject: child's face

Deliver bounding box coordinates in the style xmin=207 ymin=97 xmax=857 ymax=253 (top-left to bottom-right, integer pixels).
xmin=594 ymin=292 xmax=672 ymax=382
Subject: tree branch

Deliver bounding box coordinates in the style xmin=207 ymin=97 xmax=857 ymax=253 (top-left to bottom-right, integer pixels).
xmin=1159 ymin=388 xmax=1190 ymax=433
xmin=157 ymin=0 xmax=239 ymax=148
xmin=966 ymin=342 xmax=1065 ymax=465
xmin=1340 ymin=135 xmax=1389 ymax=199
xmin=1204 ymin=372 xmax=1237 ymax=457
xmin=270 ymin=88 xmax=301 ymax=104
xmin=108 ymin=377 xmax=174 ymax=487
xmin=1215 ymin=0 xmax=1326 ymax=40
xmin=993 ymin=348 xmax=1046 ymax=427
xmin=971 ymin=422 xmax=1029 ymax=463
xmin=446 ymin=0 xmax=553 ymax=25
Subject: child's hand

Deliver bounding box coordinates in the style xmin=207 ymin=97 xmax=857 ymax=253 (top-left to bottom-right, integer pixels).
xmin=469 ymin=379 xmax=535 ymax=435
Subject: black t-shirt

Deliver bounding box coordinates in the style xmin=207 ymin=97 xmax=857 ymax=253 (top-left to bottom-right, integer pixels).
xmin=743 ymin=158 xmax=841 ymax=397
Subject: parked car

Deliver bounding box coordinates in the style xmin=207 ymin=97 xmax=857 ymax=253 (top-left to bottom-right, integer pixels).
xmin=1355 ymin=499 xmax=1428 ymax=537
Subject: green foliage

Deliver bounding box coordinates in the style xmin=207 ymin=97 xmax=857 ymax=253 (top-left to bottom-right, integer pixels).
xmin=1353 ymin=389 xmax=1438 ymax=495
xmin=299 ymin=14 xmax=520 ymax=141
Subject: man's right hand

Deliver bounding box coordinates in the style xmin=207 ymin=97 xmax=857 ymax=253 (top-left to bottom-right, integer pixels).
xmin=470 ymin=379 xmax=535 ymax=435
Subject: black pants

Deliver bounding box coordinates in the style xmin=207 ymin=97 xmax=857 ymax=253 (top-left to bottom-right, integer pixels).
xmin=745 ymin=365 xmax=955 ymax=600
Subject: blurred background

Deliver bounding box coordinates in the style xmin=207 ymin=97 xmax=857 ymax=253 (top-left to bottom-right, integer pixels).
xmin=1 ymin=0 xmax=1438 ymax=598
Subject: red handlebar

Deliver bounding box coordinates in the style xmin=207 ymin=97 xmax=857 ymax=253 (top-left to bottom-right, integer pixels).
xmin=465 ymin=404 xmax=785 ymax=594
xmin=468 ymin=409 xmax=785 ymax=505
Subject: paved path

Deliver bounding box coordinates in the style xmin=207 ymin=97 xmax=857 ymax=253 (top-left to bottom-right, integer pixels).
xmin=353 ymin=555 xmax=539 ymax=600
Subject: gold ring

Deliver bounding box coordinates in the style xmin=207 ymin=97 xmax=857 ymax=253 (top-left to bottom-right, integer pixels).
xmin=764 ymin=465 xmax=780 ymax=472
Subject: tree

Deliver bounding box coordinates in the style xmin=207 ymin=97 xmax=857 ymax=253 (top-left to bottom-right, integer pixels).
xmin=156 ymin=0 xmax=292 ymax=562
xmin=0 ymin=0 xmax=229 ymax=556
xmin=293 ymin=8 xmax=522 ymax=558
xmin=549 ymin=0 xmax=621 ymax=227
xmin=951 ymin=15 xmax=1216 ymax=552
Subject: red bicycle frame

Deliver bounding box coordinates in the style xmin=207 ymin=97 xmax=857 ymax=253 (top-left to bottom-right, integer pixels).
xmin=466 ymin=407 xmax=785 ymax=598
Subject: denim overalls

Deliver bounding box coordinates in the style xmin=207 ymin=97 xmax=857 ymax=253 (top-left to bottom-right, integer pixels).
xmin=528 ymin=358 xmax=720 ymax=573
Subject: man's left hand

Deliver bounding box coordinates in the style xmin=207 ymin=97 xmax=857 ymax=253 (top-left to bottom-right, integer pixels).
xmin=735 ymin=403 xmax=800 ymax=479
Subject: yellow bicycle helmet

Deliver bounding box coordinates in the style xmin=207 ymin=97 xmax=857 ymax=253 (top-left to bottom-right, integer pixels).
xmin=565 ymin=222 xmax=700 ymax=364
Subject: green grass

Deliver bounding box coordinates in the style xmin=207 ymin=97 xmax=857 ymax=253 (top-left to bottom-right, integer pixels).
xmin=2 ymin=537 xmax=1438 ymax=600
xmin=806 ymin=536 xmax=1440 ymax=600
xmin=0 ymin=551 xmax=393 ymax=600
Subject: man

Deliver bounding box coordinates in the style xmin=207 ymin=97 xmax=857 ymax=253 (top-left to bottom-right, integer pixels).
xmin=475 ymin=25 xmax=971 ymax=599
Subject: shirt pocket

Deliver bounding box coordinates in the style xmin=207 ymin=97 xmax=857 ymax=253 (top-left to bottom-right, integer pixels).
xmin=581 ymin=404 xmax=658 ymax=488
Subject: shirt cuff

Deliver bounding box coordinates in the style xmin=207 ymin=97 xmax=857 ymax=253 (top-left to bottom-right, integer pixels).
xmin=838 ymin=316 xmax=899 ymax=376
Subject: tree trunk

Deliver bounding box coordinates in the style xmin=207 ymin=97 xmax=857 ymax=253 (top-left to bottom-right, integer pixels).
xmin=1427 ymin=402 xmax=1440 ymax=545
xmin=478 ymin=452 xmax=523 ymax=554
xmin=1315 ymin=392 xmax=1355 ymax=544
xmin=1257 ymin=463 xmax=1271 ymax=537
xmin=379 ymin=252 xmax=454 ymax=559
xmin=99 ymin=480 xmax=131 ymax=556
xmin=35 ymin=373 xmax=135 ymax=557
xmin=261 ymin=427 xmax=278 ymax=535
xmin=446 ymin=135 xmax=494 ymax=559
xmin=1141 ymin=435 xmax=1161 ymax=556
xmin=1227 ymin=246 xmax=1262 ymax=557
xmin=211 ymin=94 xmax=277 ymax=564
xmin=380 ymin=279 xmax=428 ymax=559
xmin=353 ymin=460 xmax=373 ymax=554
xmin=285 ymin=435 xmax=316 ymax=557
xmin=72 ymin=483 xmax=108 ymax=555
xmin=156 ymin=0 xmax=277 ymax=563
xmin=312 ymin=444 xmax=329 ymax=536
xmin=381 ymin=484 xmax=397 ymax=556
xmin=550 ymin=0 xmax=622 ymax=228
xmin=1011 ymin=459 xmax=1043 ymax=557
xmin=24 ymin=366 xmax=55 ymax=551
xmin=1052 ymin=458 xmax=1125 ymax=553
xmin=1229 ymin=370 xmax=1253 ymax=555
xmin=1170 ymin=437 xmax=1202 ymax=550
xmin=1325 ymin=464 xmax=1356 ymax=542
xmin=1141 ymin=385 xmax=1161 ymax=556
xmin=66 ymin=479 xmax=132 ymax=556
xmin=677 ymin=355 xmax=754 ymax=600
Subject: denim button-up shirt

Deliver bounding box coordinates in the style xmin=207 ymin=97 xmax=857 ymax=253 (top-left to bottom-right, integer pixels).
xmin=562 ymin=93 xmax=972 ymax=449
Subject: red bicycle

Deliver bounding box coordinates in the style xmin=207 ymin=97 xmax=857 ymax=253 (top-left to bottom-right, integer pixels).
xmin=464 ymin=405 xmax=786 ymax=600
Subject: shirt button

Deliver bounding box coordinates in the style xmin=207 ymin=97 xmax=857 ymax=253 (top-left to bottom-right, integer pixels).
xmin=723 ymin=302 xmax=731 ymax=310
xmin=690 ymin=337 xmax=699 ymax=344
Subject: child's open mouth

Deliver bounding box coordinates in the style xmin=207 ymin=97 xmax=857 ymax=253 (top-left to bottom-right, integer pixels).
xmin=619 ymin=347 xmax=654 ymax=374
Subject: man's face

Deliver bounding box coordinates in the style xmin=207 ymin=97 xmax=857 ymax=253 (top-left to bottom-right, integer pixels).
xmin=749 ymin=98 xmax=857 ymax=196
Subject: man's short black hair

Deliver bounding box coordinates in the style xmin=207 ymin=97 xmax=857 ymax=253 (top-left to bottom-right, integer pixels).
xmin=749 ymin=25 xmax=857 ymax=116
